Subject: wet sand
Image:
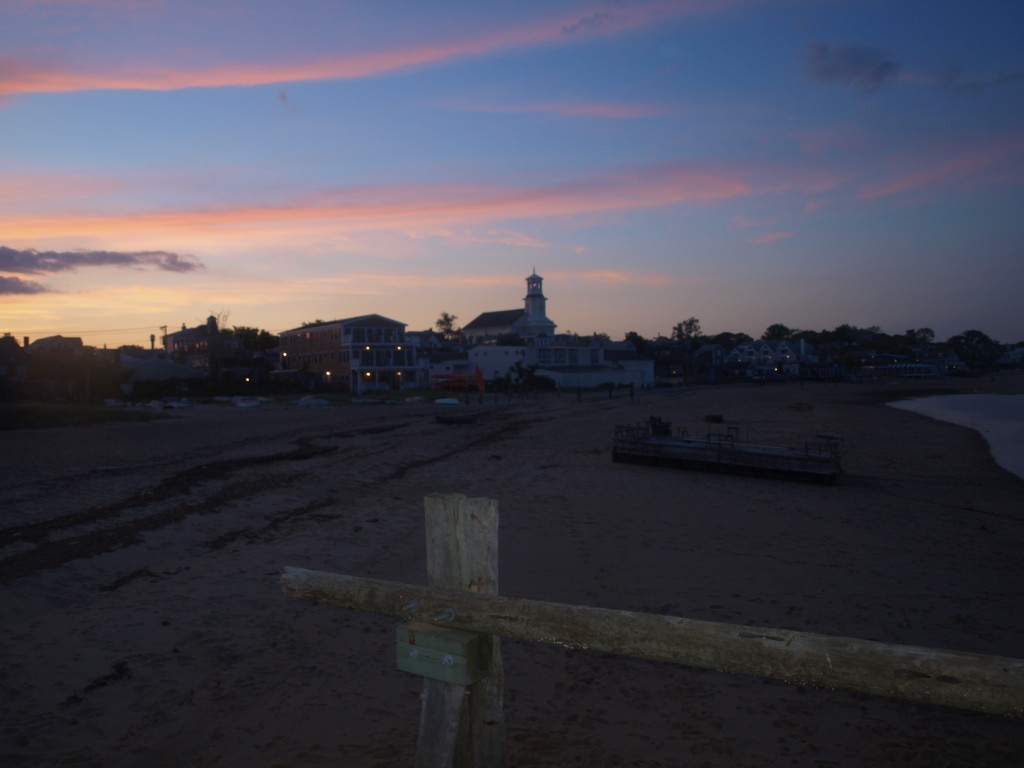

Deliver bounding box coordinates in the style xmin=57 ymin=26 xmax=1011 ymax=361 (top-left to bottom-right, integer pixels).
xmin=2 ymin=375 xmax=1023 ymax=766
xmin=890 ymin=392 xmax=1024 ymax=480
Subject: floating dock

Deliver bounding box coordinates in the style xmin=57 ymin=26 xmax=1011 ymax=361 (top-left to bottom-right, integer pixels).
xmin=613 ymin=417 xmax=842 ymax=483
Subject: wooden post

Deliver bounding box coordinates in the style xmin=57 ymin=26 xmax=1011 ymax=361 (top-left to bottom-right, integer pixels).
xmin=416 ymin=494 xmax=505 ymax=767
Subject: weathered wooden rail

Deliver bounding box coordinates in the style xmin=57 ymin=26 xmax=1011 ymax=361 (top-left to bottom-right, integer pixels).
xmin=281 ymin=494 xmax=1023 ymax=766
xmin=282 ymin=567 xmax=1024 ymax=717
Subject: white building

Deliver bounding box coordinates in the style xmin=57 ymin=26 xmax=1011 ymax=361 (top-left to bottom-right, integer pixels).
xmin=461 ymin=270 xmax=557 ymax=343
xmin=429 ymin=271 xmax=654 ymax=390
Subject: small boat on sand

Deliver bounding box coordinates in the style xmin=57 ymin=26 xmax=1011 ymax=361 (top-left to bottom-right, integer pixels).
xmin=613 ymin=417 xmax=841 ymax=483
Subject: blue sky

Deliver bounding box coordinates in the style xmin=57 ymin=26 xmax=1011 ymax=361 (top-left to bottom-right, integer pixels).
xmin=2 ymin=0 xmax=1022 ymax=349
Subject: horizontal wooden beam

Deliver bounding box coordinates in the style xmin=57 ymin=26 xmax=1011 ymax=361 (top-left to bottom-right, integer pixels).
xmin=281 ymin=566 xmax=1024 ymax=718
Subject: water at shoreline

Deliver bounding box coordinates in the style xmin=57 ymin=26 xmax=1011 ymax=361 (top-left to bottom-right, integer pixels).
xmin=889 ymin=394 xmax=1024 ymax=481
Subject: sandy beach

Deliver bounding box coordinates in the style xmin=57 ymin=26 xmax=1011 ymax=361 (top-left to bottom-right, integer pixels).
xmin=2 ymin=375 xmax=1023 ymax=767
xmin=890 ymin=393 xmax=1024 ymax=481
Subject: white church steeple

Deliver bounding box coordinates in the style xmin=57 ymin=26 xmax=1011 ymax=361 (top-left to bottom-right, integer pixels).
xmin=524 ymin=269 xmax=546 ymax=320
xmin=515 ymin=269 xmax=556 ymax=337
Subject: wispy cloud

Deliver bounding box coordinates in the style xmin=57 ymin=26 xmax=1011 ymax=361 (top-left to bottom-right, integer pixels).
xmin=0 ymin=1 xmax=730 ymax=96
xmin=793 ymin=124 xmax=871 ymax=155
xmin=2 ymin=162 xmax=753 ymax=246
xmin=935 ymin=66 xmax=1024 ymax=94
xmin=0 ymin=172 xmax=127 ymax=210
xmin=730 ymin=216 xmax=792 ymax=245
xmin=805 ymin=43 xmax=901 ymax=94
xmin=6 ymin=0 xmax=164 ymax=10
xmin=576 ymin=269 xmax=678 ymax=287
xmin=0 ymin=275 xmax=47 ymax=295
xmin=0 ymin=246 xmax=203 ymax=274
xmin=748 ymin=231 xmax=793 ymax=245
xmin=430 ymin=228 xmax=552 ymax=249
xmin=730 ymin=215 xmax=779 ymax=229
xmin=860 ymin=135 xmax=1024 ymax=200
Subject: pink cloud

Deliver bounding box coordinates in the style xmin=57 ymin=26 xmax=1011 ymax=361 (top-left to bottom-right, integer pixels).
xmin=730 ymin=215 xmax=779 ymax=229
xmin=1 ymin=162 xmax=753 ymax=250
xmin=860 ymin=135 xmax=1024 ymax=200
xmin=421 ymin=228 xmax=551 ymax=249
xmin=0 ymin=1 xmax=733 ymax=96
xmin=576 ymin=270 xmax=678 ymax=287
xmin=4 ymin=0 xmax=162 ymax=10
xmin=748 ymin=231 xmax=793 ymax=245
xmin=0 ymin=171 xmax=127 ymax=210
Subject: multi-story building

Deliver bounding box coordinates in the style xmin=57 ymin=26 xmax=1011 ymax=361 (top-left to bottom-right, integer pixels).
xmin=164 ymin=315 xmax=241 ymax=373
xmin=277 ymin=314 xmax=421 ymax=392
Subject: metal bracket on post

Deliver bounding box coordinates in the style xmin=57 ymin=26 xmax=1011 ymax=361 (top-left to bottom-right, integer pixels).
xmin=397 ymin=621 xmax=484 ymax=686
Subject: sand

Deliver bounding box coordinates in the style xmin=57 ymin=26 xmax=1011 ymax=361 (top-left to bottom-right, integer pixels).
xmin=2 ymin=375 xmax=1023 ymax=767
xmin=890 ymin=393 xmax=1024 ymax=481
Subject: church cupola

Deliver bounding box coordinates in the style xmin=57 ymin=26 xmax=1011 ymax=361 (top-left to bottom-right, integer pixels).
xmin=523 ymin=269 xmax=547 ymax=320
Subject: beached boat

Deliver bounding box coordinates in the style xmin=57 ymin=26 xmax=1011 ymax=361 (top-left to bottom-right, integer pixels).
xmin=613 ymin=417 xmax=842 ymax=483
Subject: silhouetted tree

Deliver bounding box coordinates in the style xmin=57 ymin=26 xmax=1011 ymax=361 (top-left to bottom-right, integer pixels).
xmin=762 ymin=323 xmax=794 ymax=341
xmin=905 ymin=327 xmax=935 ymax=346
xmin=947 ymin=329 xmax=1001 ymax=370
xmin=671 ymin=317 xmax=702 ymax=342
xmin=624 ymin=331 xmax=648 ymax=353
xmin=708 ymin=331 xmax=752 ymax=348
xmin=435 ymin=312 xmax=461 ymax=342
xmin=229 ymin=326 xmax=278 ymax=352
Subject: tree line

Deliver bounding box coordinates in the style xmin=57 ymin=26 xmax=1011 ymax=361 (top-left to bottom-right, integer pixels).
xmin=425 ymin=309 xmax=1013 ymax=372
xmin=622 ymin=319 xmax=1010 ymax=371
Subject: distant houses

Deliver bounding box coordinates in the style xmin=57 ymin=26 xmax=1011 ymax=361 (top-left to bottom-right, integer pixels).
xmin=27 ymin=335 xmax=85 ymax=356
xmin=4 ymin=271 xmax=1023 ymax=403
xmin=150 ymin=315 xmax=277 ymax=391
xmin=270 ymin=271 xmax=655 ymax=393
xmin=726 ymin=340 xmax=801 ymax=377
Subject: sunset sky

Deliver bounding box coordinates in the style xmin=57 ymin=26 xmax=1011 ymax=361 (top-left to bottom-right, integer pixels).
xmin=2 ymin=0 xmax=1022 ymax=350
